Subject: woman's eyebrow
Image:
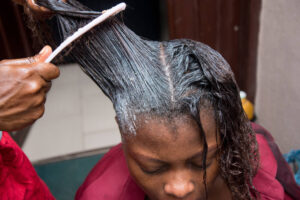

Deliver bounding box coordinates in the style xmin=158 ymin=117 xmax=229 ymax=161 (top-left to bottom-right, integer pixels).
xmin=134 ymin=145 xmax=218 ymax=163
xmin=189 ymin=145 xmax=218 ymax=160
xmin=134 ymin=153 xmax=166 ymax=164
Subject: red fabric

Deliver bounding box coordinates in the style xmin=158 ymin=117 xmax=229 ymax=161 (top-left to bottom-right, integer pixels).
xmin=253 ymin=134 xmax=285 ymax=199
xmin=252 ymin=123 xmax=300 ymax=199
xmin=0 ymin=132 xmax=54 ymax=200
xmin=76 ymin=134 xmax=294 ymax=200
xmin=75 ymin=143 xmax=144 ymax=200
xmin=0 ymin=129 xmax=297 ymax=200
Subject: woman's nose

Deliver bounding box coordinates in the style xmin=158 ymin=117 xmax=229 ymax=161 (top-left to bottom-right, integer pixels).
xmin=164 ymin=180 xmax=195 ymax=198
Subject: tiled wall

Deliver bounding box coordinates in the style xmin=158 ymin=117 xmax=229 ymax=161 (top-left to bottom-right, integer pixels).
xmin=23 ymin=64 xmax=121 ymax=161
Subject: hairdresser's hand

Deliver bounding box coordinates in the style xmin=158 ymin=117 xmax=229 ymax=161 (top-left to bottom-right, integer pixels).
xmin=13 ymin=0 xmax=66 ymax=20
xmin=13 ymin=0 xmax=50 ymax=19
xmin=0 ymin=46 xmax=60 ymax=132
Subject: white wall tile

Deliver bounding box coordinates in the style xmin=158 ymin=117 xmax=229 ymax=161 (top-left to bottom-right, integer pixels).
xmin=45 ymin=83 xmax=81 ymax=117
xmin=23 ymin=114 xmax=83 ymax=161
xmin=22 ymin=63 xmax=120 ymax=161
xmin=83 ymin=130 xmax=121 ymax=151
xmin=81 ymin=93 xmax=118 ymax=134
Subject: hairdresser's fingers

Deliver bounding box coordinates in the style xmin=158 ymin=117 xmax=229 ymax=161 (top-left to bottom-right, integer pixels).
xmin=35 ymin=45 xmax=52 ymax=62
xmin=0 ymin=46 xmax=52 ymax=66
xmin=33 ymin=46 xmax=61 ymax=81
xmin=26 ymin=0 xmax=68 ymax=13
xmin=34 ymin=63 xmax=60 ymax=81
xmin=44 ymin=81 xmax=52 ymax=93
xmin=30 ymin=46 xmax=60 ymax=81
xmin=24 ymin=0 xmax=54 ymax=20
xmin=26 ymin=0 xmax=51 ymax=13
xmin=0 ymin=58 xmax=35 ymax=66
xmin=23 ymin=0 xmax=68 ymax=20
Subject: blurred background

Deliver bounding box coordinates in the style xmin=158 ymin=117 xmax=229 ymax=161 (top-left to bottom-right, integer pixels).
xmin=1 ymin=0 xmax=300 ymax=199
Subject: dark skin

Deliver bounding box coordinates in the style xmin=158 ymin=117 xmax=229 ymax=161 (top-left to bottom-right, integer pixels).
xmin=0 ymin=1 xmax=62 ymax=132
xmin=0 ymin=46 xmax=60 ymax=131
xmin=122 ymin=109 xmax=232 ymax=200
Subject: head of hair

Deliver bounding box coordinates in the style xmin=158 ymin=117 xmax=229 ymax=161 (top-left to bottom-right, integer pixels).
xmin=34 ymin=0 xmax=258 ymax=199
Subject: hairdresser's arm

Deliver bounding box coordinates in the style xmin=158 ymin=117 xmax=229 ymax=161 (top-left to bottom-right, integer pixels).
xmin=0 ymin=46 xmax=60 ymax=132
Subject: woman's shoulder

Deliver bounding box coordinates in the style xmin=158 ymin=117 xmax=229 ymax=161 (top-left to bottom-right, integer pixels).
xmin=0 ymin=132 xmax=54 ymax=200
xmin=252 ymin=123 xmax=300 ymax=199
xmin=253 ymin=132 xmax=285 ymax=199
xmin=75 ymin=143 xmax=144 ymax=200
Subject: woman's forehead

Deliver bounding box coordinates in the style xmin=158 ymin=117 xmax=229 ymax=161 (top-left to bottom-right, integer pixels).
xmin=122 ymin=110 xmax=217 ymax=149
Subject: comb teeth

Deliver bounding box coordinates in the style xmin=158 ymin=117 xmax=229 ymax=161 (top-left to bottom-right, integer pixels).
xmin=45 ymin=2 xmax=126 ymax=63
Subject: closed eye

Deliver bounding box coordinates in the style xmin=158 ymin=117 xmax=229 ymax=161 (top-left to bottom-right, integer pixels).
xmin=140 ymin=165 xmax=168 ymax=175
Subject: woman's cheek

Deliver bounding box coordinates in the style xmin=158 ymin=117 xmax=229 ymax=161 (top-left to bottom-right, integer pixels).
xmin=126 ymin=158 xmax=164 ymax=198
xmin=139 ymin=176 xmax=166 ymax=200
xmin=205 ymin=158 xmax=221 ymax=189
xmin=127 ymin=158 xmax=156 ymax=188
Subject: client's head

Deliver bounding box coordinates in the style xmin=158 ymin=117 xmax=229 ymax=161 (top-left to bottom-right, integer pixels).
xmin=34 ymin=0 xmax=258 ymax=199
xmin=114 ymin=40 xmax=257 ymax=200
xmin=122 ymin=102 xmax=221 ymax=200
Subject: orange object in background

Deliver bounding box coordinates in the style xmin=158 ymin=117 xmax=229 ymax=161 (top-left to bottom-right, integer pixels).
xmin=240 ymin=91 xmax=254 ymax=120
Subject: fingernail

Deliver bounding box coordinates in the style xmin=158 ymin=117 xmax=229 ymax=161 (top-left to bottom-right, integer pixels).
xmin=39 ymin=46 xmax=47 ymax=55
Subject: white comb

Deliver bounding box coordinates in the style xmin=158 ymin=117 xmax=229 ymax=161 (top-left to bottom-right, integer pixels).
xmin=45 ymin=2 xmax=126 ymax=63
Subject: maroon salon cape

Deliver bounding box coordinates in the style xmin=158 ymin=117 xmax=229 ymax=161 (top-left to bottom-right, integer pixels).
xmin=0 ymin=123 xmax=299 ymax=200
xmin=75 ymin=124 xmax=298 ymax=200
